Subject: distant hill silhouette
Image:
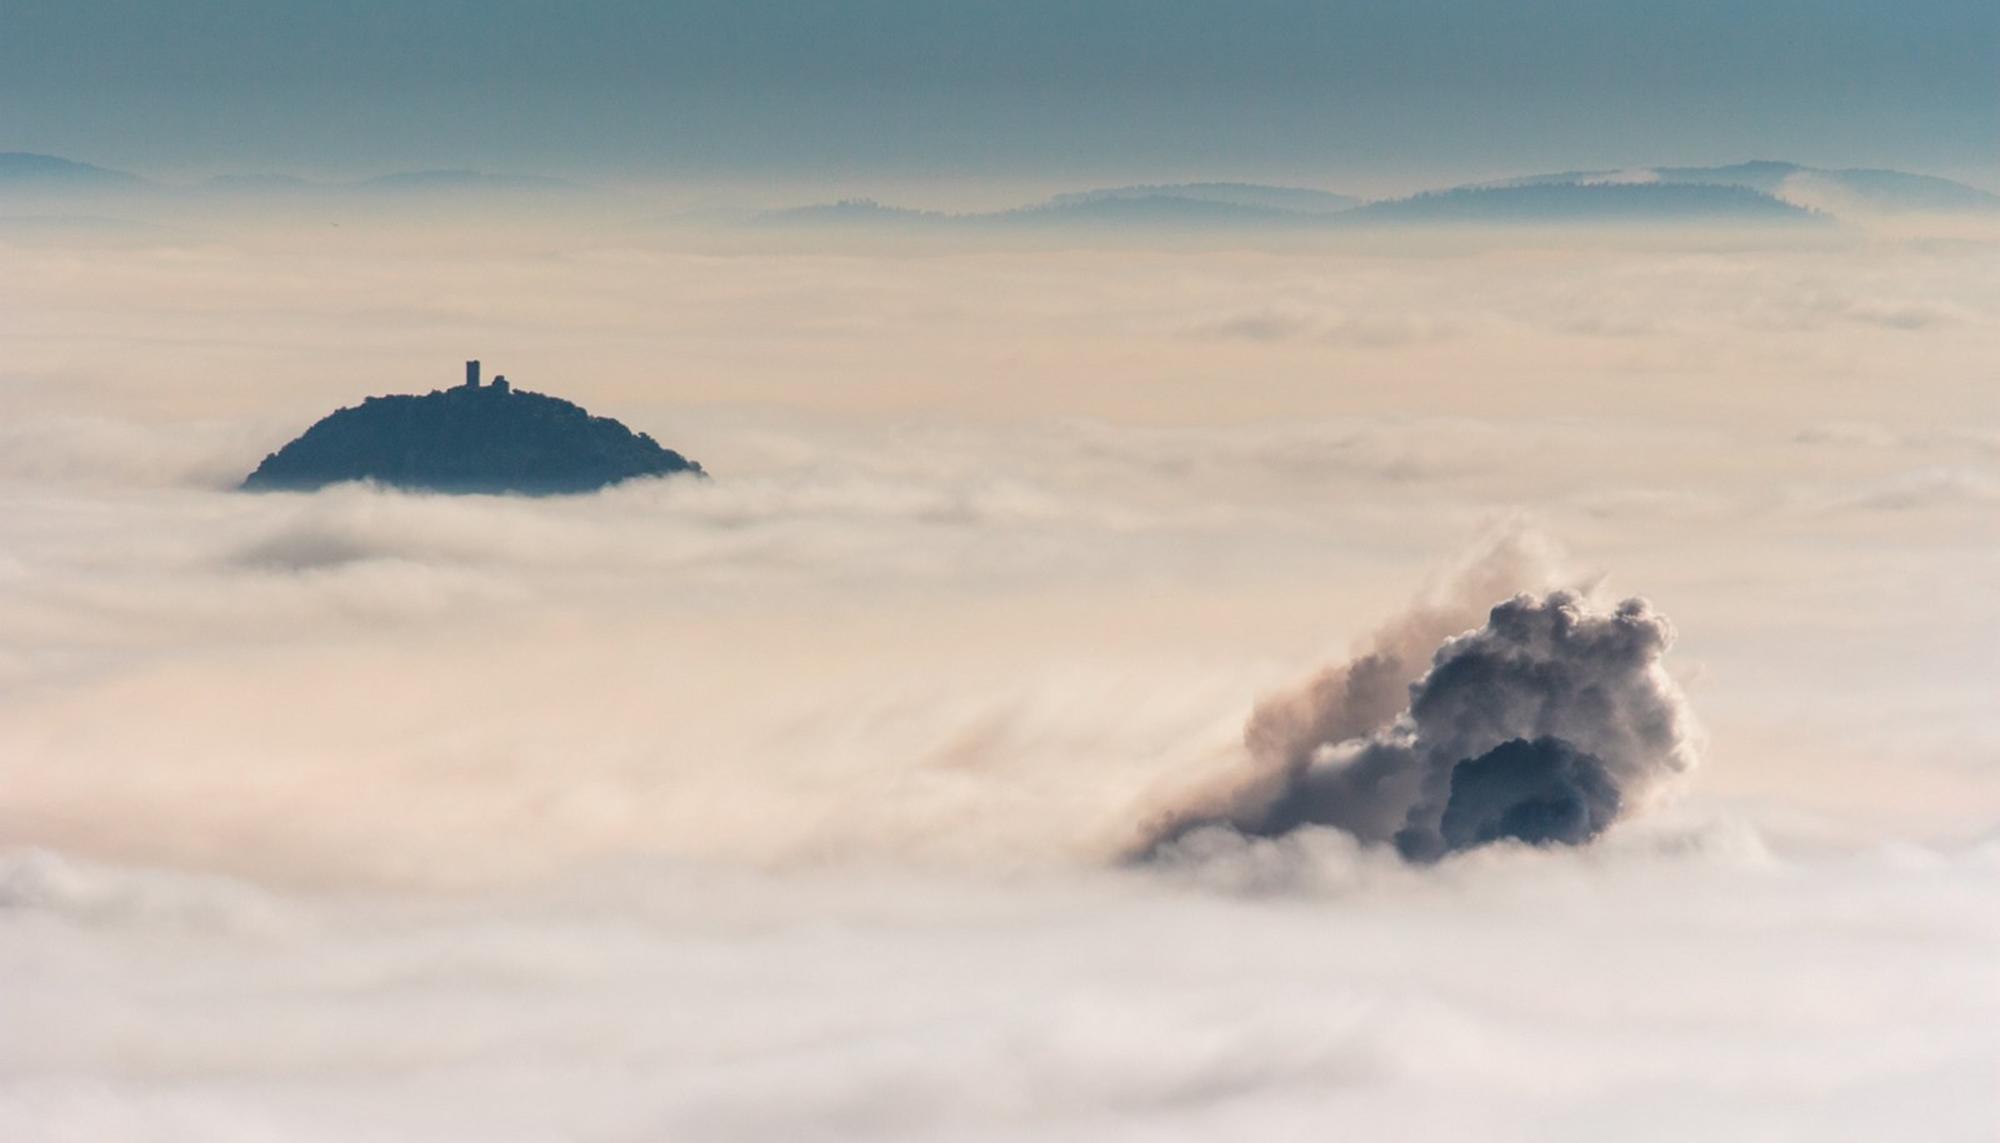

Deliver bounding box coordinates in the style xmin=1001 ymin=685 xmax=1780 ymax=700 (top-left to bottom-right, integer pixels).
xmin=204 ymin=173 xmax=316 ymax=192
xmin=244 ymin=371 xmax=703 ymax=495
xmin=1478 ymin=161 xmax=2000 ymax=214
xmin=753 ymin=184 xmax=1359 ymax=232
xmin=748 ymin=177 xmax=1844 ymax=233
xmin=741 ymin=161 xmax=1995 ymax=236
xmin=0 ymin=155 xmax=590 ymax=202
xmin=15 ymin=150 xmax=1989 ymax=228
xmin=0 ymin=152 xmax=143 ymax=187
xmin=1795 ymin=167 xmax=2000 ymax=212
xmin=1340 ymin=182 xmax=1822 ymax=224
xmin=1044 ymin=182 xmax=1359 ymax=214
xmin=754 ymin=198 xmax=949 ymax=227
xmin=989 ymin=194 xmax=1321 ymax=228
xmin=354 ymin=170 xmax=585 ymax=195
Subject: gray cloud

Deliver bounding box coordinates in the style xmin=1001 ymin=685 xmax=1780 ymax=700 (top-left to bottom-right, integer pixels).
xmin=1141 ymin=544 xmax=1698 ymax=862
xmin=1437 ymin=737 xmax=1622 ymax=852
xmin=1132 ymin=531 xmax=1559 ymax=847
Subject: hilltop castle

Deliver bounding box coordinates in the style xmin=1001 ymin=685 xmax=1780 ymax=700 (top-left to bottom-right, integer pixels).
xmin=244 ymin=358 xmax=703 ymax=494
xmin=461 ymin=359 xmax=511 ymax=394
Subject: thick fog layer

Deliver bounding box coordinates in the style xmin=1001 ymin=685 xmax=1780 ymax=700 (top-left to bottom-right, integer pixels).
xmin=4 ymin=837 xmax=1995 ymax=1143
xmin=0 ymin=209 xmax=1994 ymax=1139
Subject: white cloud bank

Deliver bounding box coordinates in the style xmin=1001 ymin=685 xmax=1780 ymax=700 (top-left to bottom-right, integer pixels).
xmin=0 ymin=214 xmax=1994 ymax=1139
xmin=1 ymin=833 xmax=1993 ymax=1143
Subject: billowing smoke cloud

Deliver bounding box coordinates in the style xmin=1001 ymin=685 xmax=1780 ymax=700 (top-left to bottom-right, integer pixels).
xmin=1437 ymin=736 xmax=1620 ymax=853
xmin=1140 ymin=546 xmax=1698 ymax=861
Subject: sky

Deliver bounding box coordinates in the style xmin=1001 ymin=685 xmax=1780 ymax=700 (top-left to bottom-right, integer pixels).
xmin=3 ymin=0 xmax=1996 ymax=188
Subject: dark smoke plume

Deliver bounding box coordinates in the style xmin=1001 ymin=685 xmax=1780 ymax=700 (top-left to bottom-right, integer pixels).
xmin=1434 ymin=737 xmax=1621 ymax=856
xmin=1138 ymin=552 xmax=1697 ymax=862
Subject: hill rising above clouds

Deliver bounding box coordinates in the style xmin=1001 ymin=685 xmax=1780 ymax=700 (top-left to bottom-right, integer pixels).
xmin=244 ymin=367 xmax=703 ymax=495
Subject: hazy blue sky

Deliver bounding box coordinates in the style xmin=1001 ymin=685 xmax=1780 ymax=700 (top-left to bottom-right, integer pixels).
xmin=3 ymin=0 xmax=1994 ymax=185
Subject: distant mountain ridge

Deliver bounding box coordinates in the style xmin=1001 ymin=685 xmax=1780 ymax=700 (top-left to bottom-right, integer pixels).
xmin=353 ymin=169 xmax=584 ymax=194
xmin=1477 ymin=161 xmax=2000 ymax=214
xmin=1044 ymin=182 xmax=1360 ymax=214
xmin=755 ymin=199 xmax=949 ymax=227
xmin=1336 ymin=182 xmax=1824 ymax=225
xmin=753 ymin=183 xmax=1359 ymax=231
xmin=203 ymin=173 xmax=314 ymax=191
xmin=994 ymin=194 xmax=1321 ymax=228
xmin=0 ymin=152 xmax=143 ymax=186
xmin=754 ymin=180 xmax=1829 ymax=231
xmin=0 ymin=153 xmax=586 ymax=199
xmin=7 ymin=151 xmax=1994 ymax=227
xmin=751 ymin=161 xmax=1993 ymax=231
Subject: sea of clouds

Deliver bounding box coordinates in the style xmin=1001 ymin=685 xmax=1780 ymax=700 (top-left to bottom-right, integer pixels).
xmin=0 ymin=211 xmax=1994 ymax=1139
